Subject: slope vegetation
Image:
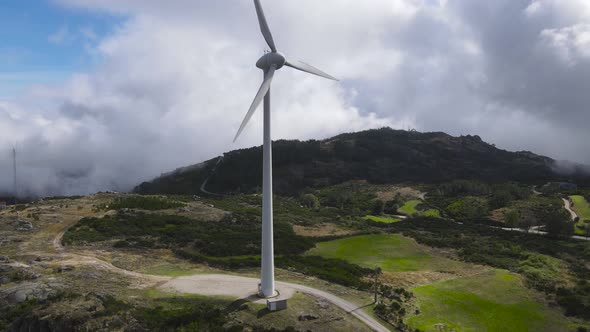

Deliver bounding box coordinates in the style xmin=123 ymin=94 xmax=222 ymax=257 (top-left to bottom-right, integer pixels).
xmin=136 ymin=128 xmax=569 ymax=195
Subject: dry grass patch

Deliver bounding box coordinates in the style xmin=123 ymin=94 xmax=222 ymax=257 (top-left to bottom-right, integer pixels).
xmin=292 ymin=223 xmax=358 ymax=237
xmin=375 ymin=186 xmax=424 ymax=202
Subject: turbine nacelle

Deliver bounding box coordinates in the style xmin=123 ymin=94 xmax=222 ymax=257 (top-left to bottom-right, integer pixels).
xmin=256 ymin=52 xmax=286 ymax=70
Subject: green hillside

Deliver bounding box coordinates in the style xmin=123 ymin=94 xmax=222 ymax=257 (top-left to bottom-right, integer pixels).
xmin=136 ymin=128 xmax=574 ymax=195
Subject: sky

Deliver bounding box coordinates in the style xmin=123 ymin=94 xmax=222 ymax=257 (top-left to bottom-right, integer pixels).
xmin=0 ymin=0 xmax=589 ymax=196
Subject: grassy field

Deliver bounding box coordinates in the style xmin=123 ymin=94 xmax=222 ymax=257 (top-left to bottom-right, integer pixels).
xmin=140 ymin=263 xmax=210 ymax=277
xmin=306 ymin=234 xmax=468 ymax=272
xmin=364 ymin=215 xmax=401 ymax=224
xmin=422 ymin=209 xmax=441 ymax=218
xmin=399 ymin=200 xmax=421 ymax=215
xmin=398 ymin=200 xmax=441 ymax=218
xmin=406 ymin=270 xmax=577 ymax=332
xmin=570 ymin=195 xmax=590 ymax=235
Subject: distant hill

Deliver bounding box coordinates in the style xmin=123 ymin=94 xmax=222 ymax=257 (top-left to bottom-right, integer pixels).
xmin=135 ymin=128 xmax=587 ymax=195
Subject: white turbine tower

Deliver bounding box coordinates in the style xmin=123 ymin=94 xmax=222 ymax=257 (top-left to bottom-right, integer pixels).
xmin=233 ymin=0 xmax=338 ymax=298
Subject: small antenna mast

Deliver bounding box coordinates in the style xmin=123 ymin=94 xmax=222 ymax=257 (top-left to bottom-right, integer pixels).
xmin=13 ymin=146 xmax=17 ymax=205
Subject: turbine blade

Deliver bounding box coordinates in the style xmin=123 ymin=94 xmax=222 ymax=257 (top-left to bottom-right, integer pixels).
xmin=285 ymin=60 xmax=338 ymax=81
xmin=234 ymin=66 xmax=277 ymax=142
xmin=253 ymin=0 xmax=277 ymax=52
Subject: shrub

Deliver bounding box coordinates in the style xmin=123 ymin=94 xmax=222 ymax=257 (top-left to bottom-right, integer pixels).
xmin=446 ymin=196 xmax=489 ymax=221
xmin=104 ymin=196 xmax=185 ymax=211
xmin=372 ymin=200 xmax=385 ymax=215
xmin=301 ymin=193 xmax=320 ymax=209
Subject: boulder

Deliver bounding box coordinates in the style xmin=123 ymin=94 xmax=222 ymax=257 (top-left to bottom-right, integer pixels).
xmin=56 ymin=265 xmax=75 ymax=273
xmin=316 ymin=299 xmax=329 ymax=309
xmin=0 ymin=281 xmax=62 ymax=304
xmin=298 ymin=313 xmax=319 ymax=321
xmin=12 ymin=219 xmax=33 ymax=231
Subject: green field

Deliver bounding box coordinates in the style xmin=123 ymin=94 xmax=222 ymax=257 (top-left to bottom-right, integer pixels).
xmin=570 ymin=195 xmax=590 ymax=235
xmin=364 ymin=215 xmax=401 ymax=224
xmin=399 ymin=200 xmax=421 ymax=215
xmin=398 ymin=200 xmax=441 ymax=218
xmin=306 ymin=234 xmax=467 ymax=272
xmin=406 ymin=270 xmax=575 ymax=332
xmin=423 ymin=209 xmax=441 ymax=218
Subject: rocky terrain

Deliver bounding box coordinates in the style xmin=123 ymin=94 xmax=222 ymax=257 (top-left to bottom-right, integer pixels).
xmin=0 ymin=194 xmax=380 ymax=331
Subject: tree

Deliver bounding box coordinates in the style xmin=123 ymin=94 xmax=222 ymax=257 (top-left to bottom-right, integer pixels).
xmin=446 ymin=197 xmax=489 ymax=221
xmin=542 ymin=204 xmax=573 ymax=237
xmin=301 ymin=194 xmax=320 ymax=209
xmin=505 ymin=209 xmax=520 ymax=229
xmin=583 ymin=221 xmax=590 ymax=239
xmin=490 ymin=190 xmax=513 ymax=209
xmin=521 ymin=215 xmax=537 ymax=233
xmin=326 ymin=191 xmax=353 ymax=209
xmin=372 ymin=200 xmax=385 ymax=215
xmin=383 ymin=200 xmax=399 ymax=214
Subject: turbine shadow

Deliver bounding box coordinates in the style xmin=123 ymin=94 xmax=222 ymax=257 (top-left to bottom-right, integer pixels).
xmin=348 ymin=302 xmax=374 ymax=313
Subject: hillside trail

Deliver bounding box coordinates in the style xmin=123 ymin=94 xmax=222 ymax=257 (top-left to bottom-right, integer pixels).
xmin=199 ymin=156 xmax=225 ymax=197
xmin=562 ymin=198 xmax=578 ymax=221
xmin=480 ymin=198 xmax=589 ymax=241
xmin=46 ymin=210 xmax=391 ymax=332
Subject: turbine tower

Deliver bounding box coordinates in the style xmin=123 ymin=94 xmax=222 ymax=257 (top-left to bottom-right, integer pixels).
xmin=233 ymin=0 xmax=337 ymax=298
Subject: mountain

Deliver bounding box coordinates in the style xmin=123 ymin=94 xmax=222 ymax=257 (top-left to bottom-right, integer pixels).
xmin=135 ymin=128 xmax=586 ymax=195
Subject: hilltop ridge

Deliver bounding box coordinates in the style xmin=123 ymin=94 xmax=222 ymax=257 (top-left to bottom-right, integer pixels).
xmin=135 ymin=128 xmax=583 ymax=195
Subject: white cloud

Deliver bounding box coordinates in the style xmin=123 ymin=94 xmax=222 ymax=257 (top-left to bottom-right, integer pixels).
xmin=48 ymin=25 xmax=72 ymax=44
xmin=2 ymin=0 xmax=590 ymax=196
xmin=540 ymin=24 xmax=590 ymax=65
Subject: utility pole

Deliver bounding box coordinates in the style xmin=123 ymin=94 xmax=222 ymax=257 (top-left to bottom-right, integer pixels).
xmin=374 ymin=267 xmax=382 ymax=303
xmin=13 ymin=147 xmax=17 ymax=205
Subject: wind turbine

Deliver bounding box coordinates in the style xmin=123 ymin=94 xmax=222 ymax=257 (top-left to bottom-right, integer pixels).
xmin=233 ymin=0 xmax=338 ymax=298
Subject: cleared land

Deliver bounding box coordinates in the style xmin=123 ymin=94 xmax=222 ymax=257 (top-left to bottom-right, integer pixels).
xmin=570 ymin=195 xmax=590 ymax=235
xmin=306 ymin=234 xmax=468 ymax=273
xmin=406 ymin=270 xmax=572 ymax=332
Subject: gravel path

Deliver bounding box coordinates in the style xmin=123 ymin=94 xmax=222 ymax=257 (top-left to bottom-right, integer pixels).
xmin=161 ymin=275 xmax=390 ymax=332
xmin=562 ymin=198 xmax=578 ymax=221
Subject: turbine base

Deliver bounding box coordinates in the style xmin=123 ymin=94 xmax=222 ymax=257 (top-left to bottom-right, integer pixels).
xmin=257 ymin=286 xmax=280 ymax=299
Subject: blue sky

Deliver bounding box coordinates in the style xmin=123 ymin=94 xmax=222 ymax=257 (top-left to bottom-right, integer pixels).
xmin=0 ymin=0 xmax=121 ymax=97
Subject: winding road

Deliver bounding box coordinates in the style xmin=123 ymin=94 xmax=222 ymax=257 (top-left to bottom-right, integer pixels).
xmin=563 ymin=198 xmax=579 ymax=221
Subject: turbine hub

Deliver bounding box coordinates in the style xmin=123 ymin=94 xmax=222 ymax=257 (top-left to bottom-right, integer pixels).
xmin=256 ymin=52 xmax=286 ymax=70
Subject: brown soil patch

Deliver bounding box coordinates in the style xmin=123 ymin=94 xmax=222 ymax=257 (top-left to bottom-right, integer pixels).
xmin=489 ymin=208 xmax=508 ymax=223
xmin=293 ymin=224 xmax=359 ymax=237
xmin=375 ymin=186 xmax=424 ymax=202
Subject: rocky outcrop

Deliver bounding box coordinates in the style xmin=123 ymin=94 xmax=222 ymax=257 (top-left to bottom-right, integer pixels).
xmin=0 ymin=281 xmax=63 ymax=304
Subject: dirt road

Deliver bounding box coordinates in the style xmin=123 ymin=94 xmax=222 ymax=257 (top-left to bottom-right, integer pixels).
xmin=160 ymin=274 xmax=390 ymax=332
xmin=563 ymin=198 xmax=578 ymax=221
xmin=49 ymin=208 xmax=391 ymax=331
